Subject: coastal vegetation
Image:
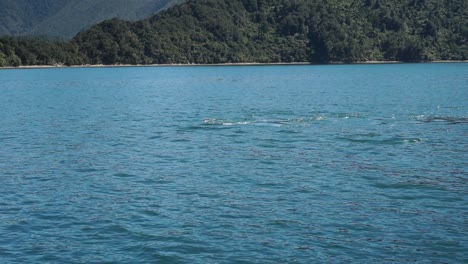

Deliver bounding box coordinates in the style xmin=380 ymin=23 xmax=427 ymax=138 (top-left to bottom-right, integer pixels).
xmin=0 ymin=0 xmax=466 ymax=66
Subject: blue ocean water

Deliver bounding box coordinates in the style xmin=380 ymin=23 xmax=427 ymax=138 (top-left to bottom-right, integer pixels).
xmin=0 ymin=64 xmax=466 ymax=263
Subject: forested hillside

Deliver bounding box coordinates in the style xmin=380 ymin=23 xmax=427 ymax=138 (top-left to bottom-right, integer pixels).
xmin=0 ymin=0 xmax=466 ymax=66
xmin=0 ymin=0 xmax=184 ymax=39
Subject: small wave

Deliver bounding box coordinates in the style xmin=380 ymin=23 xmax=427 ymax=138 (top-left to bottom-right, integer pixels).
xmin=221 ymin=121 xmax=251 ymax=126
xmin=75 ymin=168 xmax=103 ymax=173
xmin=254 ymin=121 xmax=284 ymax=127
xmin=101 ymin=224 xmax=131 ymax=235
xmin=402 ymin=138 xmax=422 ymax=143
xmin=204 ymin=118 xmax=283 ymax=127
xmin=203 ymin=118 xmax=225 ymax=125
xmin=415 ymin=115 xmax=468 ymax=124
xmin=332 ymin=112 xmax=364 ymax=119
xmin=374 ymin=182 xmax=444 ymax=191
xmin=113 ymin=172 xmax=135 ymax=178
xmin=148 ymin=134 xmax=164 ymax=140
xmin=200 ymin=112 xmax=365 ymax=129
xmin=202 ymin=117 xmax=326 ymax=128
xmin=170 ymin=138 xmax=191 ymax=142
xmin=202 ymin=118 xmax=249 ymax=126
xmin=337 ymin=135 xmax=422 ymax=145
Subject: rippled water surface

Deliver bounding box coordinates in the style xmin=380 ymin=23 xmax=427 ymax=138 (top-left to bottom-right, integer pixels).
xmin=0 ymin=64 xmax=467 ymax=263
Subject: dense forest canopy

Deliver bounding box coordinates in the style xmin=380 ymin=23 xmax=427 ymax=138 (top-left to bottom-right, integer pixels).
xmin=0 ymin=0 xmax=466 ymax=66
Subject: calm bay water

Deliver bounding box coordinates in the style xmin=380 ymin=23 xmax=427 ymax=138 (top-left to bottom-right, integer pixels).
xmin=0 ymin=64 xmax=467 ymax=263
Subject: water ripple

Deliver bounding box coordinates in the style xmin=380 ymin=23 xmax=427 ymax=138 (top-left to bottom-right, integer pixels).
xmin=0 ymin=64 xmax=466 ymax=263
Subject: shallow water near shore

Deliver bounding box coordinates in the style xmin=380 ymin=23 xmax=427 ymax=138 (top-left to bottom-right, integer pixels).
xmin=0 ymin=63 xmax=467 ymax=263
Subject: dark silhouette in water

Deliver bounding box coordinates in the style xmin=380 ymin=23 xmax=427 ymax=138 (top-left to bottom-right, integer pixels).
xmin=417 ymin=116 xmax=468 ymax=124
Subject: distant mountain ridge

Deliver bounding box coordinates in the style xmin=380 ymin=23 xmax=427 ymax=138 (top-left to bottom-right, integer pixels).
xmin=0 ymin=0 xmax=184 ymax=39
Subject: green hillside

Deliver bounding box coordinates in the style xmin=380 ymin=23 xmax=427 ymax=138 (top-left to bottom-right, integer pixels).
xmin=0 ymin=0 xmax=184 ymax=39
xmin=0 ymin=0 xmax=466 ymax=66
xmin=72 ymin=0 xmax=468 ymax=64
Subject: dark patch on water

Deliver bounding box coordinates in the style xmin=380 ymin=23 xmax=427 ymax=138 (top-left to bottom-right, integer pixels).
xmin=337 ymin=135 xmax=422 ymax=145
xmin=113 ymin=172 xmax=135 ymax=178
xmin=415 ymin=115 xmax=468 ymax=124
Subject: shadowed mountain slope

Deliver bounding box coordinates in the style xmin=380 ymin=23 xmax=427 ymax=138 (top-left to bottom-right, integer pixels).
xmin=0 ymin=0 xmax=184 ymax=39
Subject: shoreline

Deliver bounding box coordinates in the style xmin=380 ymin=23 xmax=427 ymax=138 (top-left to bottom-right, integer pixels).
xmin=0 ymin=60 xmax=467 ymax=70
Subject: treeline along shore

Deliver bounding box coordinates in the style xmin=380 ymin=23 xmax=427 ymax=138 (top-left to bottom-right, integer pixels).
xmin=0 ymin=0 xmax=466 ymax=67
